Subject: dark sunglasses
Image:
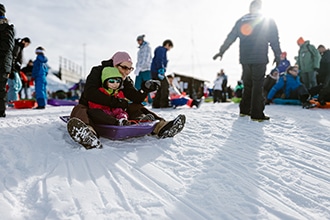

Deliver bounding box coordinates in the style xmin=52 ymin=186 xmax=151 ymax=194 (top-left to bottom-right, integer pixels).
xmin=107 ymin=78 xmax=122 ymax=83
xmin=118 ymin=65 xmax=134 ymax=71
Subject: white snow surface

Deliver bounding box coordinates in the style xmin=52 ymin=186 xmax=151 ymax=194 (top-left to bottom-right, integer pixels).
xmin=0 ymin=102 xmax=329 ymax=220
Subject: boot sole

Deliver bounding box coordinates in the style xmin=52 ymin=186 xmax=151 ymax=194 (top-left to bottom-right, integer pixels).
xmin=67 ymin=117 xmax=102 ymax=149
xmin=158 ymin=114 xmax=186 ymax=138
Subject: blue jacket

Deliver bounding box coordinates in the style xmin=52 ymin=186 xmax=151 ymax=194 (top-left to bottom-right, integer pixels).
xmin=32 ymin=54 xmax=48 ymax=79
xmin=277 ymin=59 xmax=290 ymax=73
xmin=150 ymin=46 xmax=168 ymax=79
xmin=267 ymin=73 xmax=302 ymax=100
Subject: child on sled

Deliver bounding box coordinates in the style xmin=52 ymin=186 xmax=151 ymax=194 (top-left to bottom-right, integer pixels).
xmin=88 ymin=67 xmax=154 ymax=126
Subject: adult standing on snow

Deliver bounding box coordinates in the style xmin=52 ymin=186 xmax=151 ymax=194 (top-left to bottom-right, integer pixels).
xmin=134 ymin=34 xmax=152 ymax=103
xmin=213 ymin=72 xmax=224 ymax=103
xmin=296 ymin=37 xmax=321 ymax=89
xmin=151 ymin=39 xmax=173 ymax=108
xmin=0 ymin=4 xmax=15 ymax=117
xmin=32 ymin=46 xmax=48 ymax=109
xmin=7 ymin=37 xmax=31 ymax=104
xmin=213 ymin=0 xmax=282 ymax=121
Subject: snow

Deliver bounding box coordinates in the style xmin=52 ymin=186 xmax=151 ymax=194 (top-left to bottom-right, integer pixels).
xmin=1 ymin=102 xmax=329 ymax=219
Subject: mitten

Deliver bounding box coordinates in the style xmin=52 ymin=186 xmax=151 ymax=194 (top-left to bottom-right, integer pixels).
xmin=116 ymin=98 xmax=128 ymax=110
xmin=158 ymin=68 xmax=165 ymax=80
xmin=213 ymin=53 xmax=222 ymax=60
xmin=141 ymin=80 xmax=161 ymax=93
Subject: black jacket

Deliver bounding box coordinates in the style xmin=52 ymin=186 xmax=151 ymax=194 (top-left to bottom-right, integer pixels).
xmin=219 ymin=13 xmax=281 ymax=65
xmin=0 ymin=19 xmax=15 ymax=74
xmin=12 ymin=39 xmax=25 ymax=72
xmin=318 ymin=49 xmax=330 ymax=85
xmin=79 ymin=59 xmax=147 ymax=109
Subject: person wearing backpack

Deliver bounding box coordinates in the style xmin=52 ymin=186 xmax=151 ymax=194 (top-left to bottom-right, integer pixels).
xmin=0 ymin=4 xmax=15 ymax=117
xmin=296 ymin=37 xmax=321 ymax=89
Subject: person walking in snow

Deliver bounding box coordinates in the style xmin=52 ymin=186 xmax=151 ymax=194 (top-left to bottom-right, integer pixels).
xmin=68 ymin=51 xmax=186 ymax=149
xmin=32 ymin=46 xmax=48 ymax=109
xmin=134 ymin=34 xmax=153 ymax=103
xmin=213 ymin=0 xmax=282 ymax=121
xmin=0 ymin=4 xmax=15 ymax=117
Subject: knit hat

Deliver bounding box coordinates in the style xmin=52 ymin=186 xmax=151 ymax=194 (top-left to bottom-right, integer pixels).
xmin=297 ymin=37 xmax=305 ymax=45
xmin=35 ymin=46 xmax=45 ymax=54
xmin=101 ymin=67 xmax=122 ymax=83
xmin=136 ymin=34 xmax=145 ymax=41
xmin=270 ymin=68 xmax=279 ymax=75
xmin=0 ymin=4 xmax=6 ymax=16
xmin=101 ymin=67 xmax=123 ymax=92
xmin=111 ymin=51 xmax=133 ymax=66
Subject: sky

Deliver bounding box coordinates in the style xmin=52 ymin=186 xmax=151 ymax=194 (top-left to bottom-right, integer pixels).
xmin=2 ymin=0 xmax=330 ymax=86
xmin=0 ymin=74 xmax=329 ymax=218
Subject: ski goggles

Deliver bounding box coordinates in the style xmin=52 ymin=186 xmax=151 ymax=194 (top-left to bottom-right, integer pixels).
xmin=107 ymin=78 xmax=122 ymax=83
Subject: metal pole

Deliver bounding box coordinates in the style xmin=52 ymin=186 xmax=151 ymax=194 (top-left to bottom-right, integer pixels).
xmin=83 ymin=43 xmax=86 ymax=79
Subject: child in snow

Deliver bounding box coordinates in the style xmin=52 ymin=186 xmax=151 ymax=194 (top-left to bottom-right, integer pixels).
xmin=87 ymin=67 xmax=155 ymax=126
xmin=32 ymin=46 xmax=48 ymax=109
xmin=87 ymin=67 xmax=131 ymax=126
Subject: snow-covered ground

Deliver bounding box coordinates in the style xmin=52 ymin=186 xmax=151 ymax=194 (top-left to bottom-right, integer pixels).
xmin=0 ymin=101 xmax=329 ymax=219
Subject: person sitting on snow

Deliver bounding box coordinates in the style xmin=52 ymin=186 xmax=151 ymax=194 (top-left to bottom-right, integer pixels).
xmin=263 ymin=68 xmax=280 ymax=99
xmin=265 ymin=66 xmax=313 ymax=108
xmin=167 ymin=75 xmax=201 ymax=108
xmin=88 ymin=67 xmax=155 ymax=126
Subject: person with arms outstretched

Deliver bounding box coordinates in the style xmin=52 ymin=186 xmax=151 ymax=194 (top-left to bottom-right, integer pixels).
xmin=213 ymin=0 xmax=282 ymax=121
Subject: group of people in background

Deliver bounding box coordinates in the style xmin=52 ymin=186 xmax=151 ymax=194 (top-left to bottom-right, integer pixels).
xmin=134 ymin=35 xmax=201 ymax=109
xmin=0 ymin=3 xmax=49 ymax=116
xmin=263 ymin=37 xmax=330 ymax=108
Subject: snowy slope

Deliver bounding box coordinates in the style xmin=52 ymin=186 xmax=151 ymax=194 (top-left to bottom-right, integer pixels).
xmin=0 ymin=102 xmax=329 ymax=219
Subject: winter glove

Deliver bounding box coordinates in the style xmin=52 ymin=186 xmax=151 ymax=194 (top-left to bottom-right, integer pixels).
xmin=14 ymin=62 xmax=21 ymax=72
xmin=213 ymin=52 xmax=222 ymax=60
xmin=158 ymin=68 xmax=165 ymax=80
xmin=116 ymin=98 xmax=128 ymax=110
xmin=141 ymin=80 xmax=161 ymax=93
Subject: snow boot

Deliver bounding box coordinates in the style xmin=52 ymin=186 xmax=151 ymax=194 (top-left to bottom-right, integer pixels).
xmin=302 ymin=102 xmax=316 ymax=109
xmin=251 ymin=115 xmax=270 ymax=122
xmin=67 ymin=117 xmax=102 ymax=149
xmin=158 ymin=114 xmax=186 ymax=138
